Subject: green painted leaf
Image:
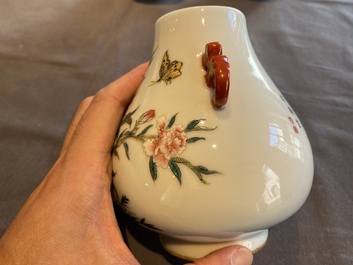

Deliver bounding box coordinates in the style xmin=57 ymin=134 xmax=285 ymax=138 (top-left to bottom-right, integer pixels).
xmin=170 ymin=156 xmax=189 ymax=164
xmin=149 ymin=157 xmax=158 ymax=181
xmin=186 ymin=137 xmax=205 ymax=144
xmin=190 ymin=166 xmax=207 ymax=184
xmin=121 ymin=107 xmax=139 ymax=126
xmin=193 ymin=126 xmax=217 ymax=131
xmin=185 ymin=119 xmax=204 ymax=132
xmin=169 ymin=160 xmax=182 ymax=185
xmin=116 ymin=128 xmax=127 ymax=142
xmin=166 ymin=113 xmax=178 ymax=129
xmin=143 ymin=222 xmax=163 ymax=232
xmin=112 ymin=148 xmax=119 ymax=158
xmin=124 ymin=131 xmax=134 ymax=137
xmin=121 ymin=194 xmax=129 ymax=205
xmin=125 ymin=116 xmax=133 ymax=127
xmin=191 ymin=125 xmax=217 ymax=132
xmin=139 ymin=218 xmax=163 ymax=231
xmin=195 ymin=165 xmax=219 ymax=175
xmin=123 ymin=142 xmax=130 ymax=160
xmin=129 ymin=107 xmax=139 ymax=116
xmin=137 ymin=124 xmax=153 ymax=136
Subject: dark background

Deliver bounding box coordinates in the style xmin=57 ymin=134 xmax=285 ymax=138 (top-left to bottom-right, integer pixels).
xmin=1 ymin=0 xmax=352 ymax=264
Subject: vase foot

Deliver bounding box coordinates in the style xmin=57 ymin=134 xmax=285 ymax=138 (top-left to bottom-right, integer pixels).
xmin=160 ymin=229 xmax=268 ymax=261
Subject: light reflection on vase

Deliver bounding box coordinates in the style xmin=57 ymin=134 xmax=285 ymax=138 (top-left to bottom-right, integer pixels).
xmin=112 ymin=6 xmax=314 ymax=260
xmin=257 ymin=164 xmax=282 ymax=211
xmin=269 ymin=123 xmax=303 ymax=161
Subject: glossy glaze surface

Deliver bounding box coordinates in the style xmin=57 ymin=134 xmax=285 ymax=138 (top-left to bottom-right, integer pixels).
xmin=112 ymin=6 xmax=314 ymax=258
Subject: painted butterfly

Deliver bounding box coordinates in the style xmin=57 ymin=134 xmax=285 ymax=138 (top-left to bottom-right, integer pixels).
xmin=150 ymin=50 xmax=183 ymax=86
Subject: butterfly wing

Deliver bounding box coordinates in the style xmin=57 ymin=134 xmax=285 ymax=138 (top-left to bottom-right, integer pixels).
xmin=162 ymin=60 xmax=183 ymax=83
xmin=169 ymin=61 xmax=183 ymax=79
xmin=159 ymin=51 xmax=170 ymax=79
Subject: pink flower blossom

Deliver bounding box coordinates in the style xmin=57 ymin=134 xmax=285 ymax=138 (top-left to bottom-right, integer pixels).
xmin=143 ymin=116 xmax=186 ymax=168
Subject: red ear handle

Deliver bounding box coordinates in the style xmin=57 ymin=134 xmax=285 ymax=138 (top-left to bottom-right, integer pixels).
xmin=202 ymin=42 xmax=230 ymax=108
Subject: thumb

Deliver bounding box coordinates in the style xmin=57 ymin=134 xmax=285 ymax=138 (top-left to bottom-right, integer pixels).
xmin=185 ymin=245 xmax=253 ymax=265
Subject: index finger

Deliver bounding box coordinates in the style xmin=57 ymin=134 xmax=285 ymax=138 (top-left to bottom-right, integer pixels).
xmin=65 ymin=63 xmax=148 ymax=161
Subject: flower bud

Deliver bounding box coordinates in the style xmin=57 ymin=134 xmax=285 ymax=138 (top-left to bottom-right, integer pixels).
xmin=139 ymin=110 xmax=155 ymax=124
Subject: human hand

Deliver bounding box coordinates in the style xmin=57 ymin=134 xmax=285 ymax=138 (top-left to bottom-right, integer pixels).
xmin=0 ymin=63 xmax=253 ymax=265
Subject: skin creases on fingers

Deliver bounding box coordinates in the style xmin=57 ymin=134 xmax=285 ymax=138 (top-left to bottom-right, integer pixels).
xmin=63 ymin=63 xmax=148 ymax=162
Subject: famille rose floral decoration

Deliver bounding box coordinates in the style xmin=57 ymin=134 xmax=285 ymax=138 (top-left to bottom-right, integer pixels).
xmin=110 ymin=7 xmax=314 ymax=259
xmin=113 ymin=107 xmax=220 ymax=185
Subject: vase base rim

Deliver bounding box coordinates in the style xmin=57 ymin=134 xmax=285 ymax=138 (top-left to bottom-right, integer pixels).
xmin=160 ymin=229 xmax=268 ymax=261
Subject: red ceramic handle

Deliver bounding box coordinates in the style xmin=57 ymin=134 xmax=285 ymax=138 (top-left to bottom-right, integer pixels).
xmin=202 ymin=42 xmax=230 ymax=108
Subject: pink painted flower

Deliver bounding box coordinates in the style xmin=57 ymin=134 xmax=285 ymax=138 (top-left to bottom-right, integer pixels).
xmin=143 ymin=116 xmax=186 ymax=168
xmin=138 ymin=110 xmax=155 ymax=124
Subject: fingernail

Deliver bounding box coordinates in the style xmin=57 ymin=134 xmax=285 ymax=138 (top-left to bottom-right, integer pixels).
xmin=231 ymin=247 xmax=253 ymax=265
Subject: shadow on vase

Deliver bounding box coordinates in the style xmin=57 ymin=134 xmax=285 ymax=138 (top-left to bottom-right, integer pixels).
xmin=114 ymin=203 xmax=190 ymax=264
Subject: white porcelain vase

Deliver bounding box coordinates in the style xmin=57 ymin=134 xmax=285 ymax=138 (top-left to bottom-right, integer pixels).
xmin=112 ymin=6 xmax=314 ymax=260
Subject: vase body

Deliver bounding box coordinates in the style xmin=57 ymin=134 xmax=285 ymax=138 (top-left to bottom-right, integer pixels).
xmin=112 ymin=6 xmax=313 ymax=260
